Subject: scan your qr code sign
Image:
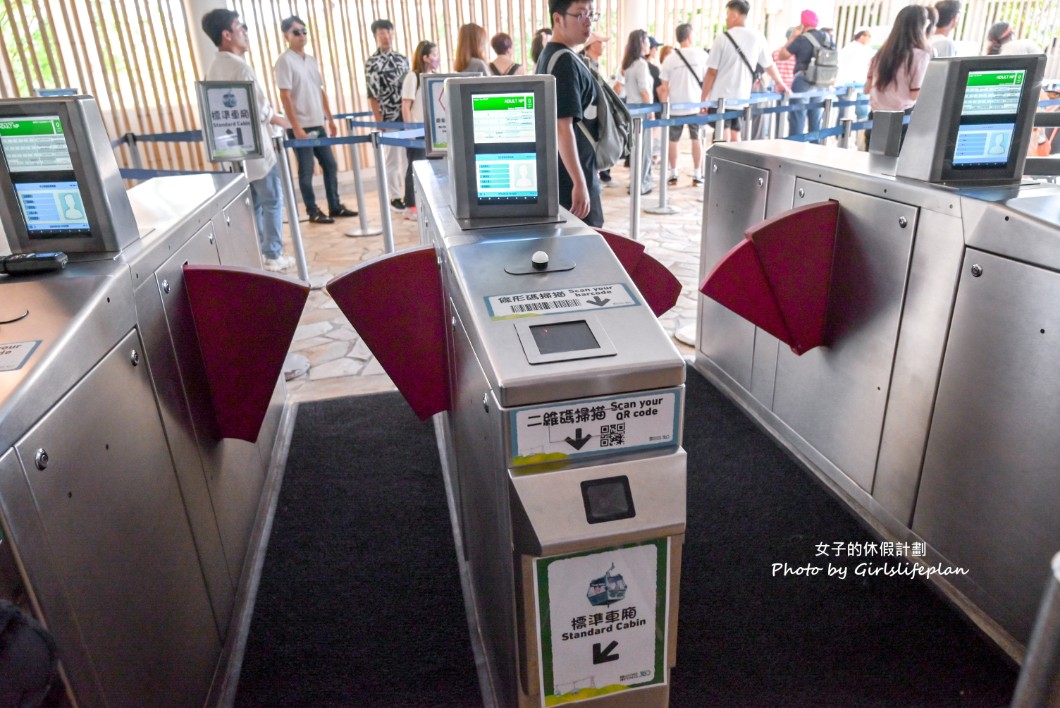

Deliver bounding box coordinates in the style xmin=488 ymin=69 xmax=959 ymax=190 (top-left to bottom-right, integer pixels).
xmin=510 ymin=389 xmax=680 ymax=466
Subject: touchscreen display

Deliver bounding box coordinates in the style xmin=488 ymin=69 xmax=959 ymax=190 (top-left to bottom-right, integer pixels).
xmin=471 ymin=92 xmax=538 ymax=204
xmin=951 ymin=70 xmax=1025 ymax=170
xmin=0 ymin=115 xmax=90 ymax=238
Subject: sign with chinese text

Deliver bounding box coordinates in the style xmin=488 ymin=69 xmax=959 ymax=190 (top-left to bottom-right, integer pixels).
xmin=196 ymin=81 xmax=262 ymax=162
xmin=0 ymin=340 xmax=39 ymax=372
xmin=485 ymin=283 xmax=639 ymax=320
xmin=535 ymin=540 xmax=668 ymax=705
xmin=510 ymin=389 xmax=680 ymax=466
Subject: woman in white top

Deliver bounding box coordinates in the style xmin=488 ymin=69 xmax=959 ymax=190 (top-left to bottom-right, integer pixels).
xmin=621 ymin=30 xmax=655 ymax=195
xmin=865 ymin=5 xmax=931 ymax=112
xmin=400 ymin=40 xmax=439 ymax=218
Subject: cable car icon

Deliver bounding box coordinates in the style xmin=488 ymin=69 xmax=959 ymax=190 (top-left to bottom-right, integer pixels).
xmin=586 ymin=563 xmax=626 ymax=606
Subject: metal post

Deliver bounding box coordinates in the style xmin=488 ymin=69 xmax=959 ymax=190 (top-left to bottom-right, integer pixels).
xmin=742 ymin=104 xmax=753 ymax=142
xmin=274 ymin=135 xmax=310 ymax=282
xmin=371 ymin=131 xmax=396 ymax=254
xmin=820 ymin=96 xmax=834 ymax=145
xmin=629 ymin=116 xmax=643 ymax=241
xmin=839 ymin=118 xmax=854 ymax=150
xmin=127 ymin=133 xmax=143 ymax=171
xmin=714 ymin=98 xmax=727 ymax=142
xmin=845 ymin=85 xmax=857 ymax=122
xmin=344 ymin=118 xmax=382 ymax=238
xmin=1011 ymin=552 xmax=1060 ymax=707
xmin=643 ymin=102 xmax=679 ymax=216
xmin=778 ymin=95 xmax=790 ymax=139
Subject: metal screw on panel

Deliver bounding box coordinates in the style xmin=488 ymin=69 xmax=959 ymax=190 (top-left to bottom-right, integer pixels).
xmin=208 ymin=233 xmax=215 ymax=244
xmin=451 ymin=316 xmax=456 ymax=328
xmin=245 ymin=197 xmax=250 ymax=208
xmin=130 ymin=350 xmax=140 ymax=366
xmin=34 ymin=449 xmax=48 ymax=471
xmin=225 ymin=215 xmax=231 ymax=227
xmin=971 ymin=264 xmax=983 ymax=277
xmin=482 ymin=392 xmax=490 ymax=413
xmin=161 ymin=279 xmax=171 ymax=294
xmin=712 ymin=164 xmax=718 ymax=173
xmin=798 ymin=188 xmax=805 ymax=198
xmin=757 ymin=178 xmax=764 ymax=188
xmin=898 ymin=216 xmax=908 ymax=228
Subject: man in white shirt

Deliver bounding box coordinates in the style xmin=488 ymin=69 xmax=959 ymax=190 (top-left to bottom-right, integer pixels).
xmin=201 ymin=9 xmax=292 ymax=272
xmin=274 ymin=16 xmax=357 ymax=224
xmin=659 ymin=23 xmax=709 ymax=186
xmin=700 ymin=0 xmax=789 ymax=142
xmin=929 ymin=0 xmax=961 ymax=58
xmin=836 ymin=27 xmax=874 ymax=120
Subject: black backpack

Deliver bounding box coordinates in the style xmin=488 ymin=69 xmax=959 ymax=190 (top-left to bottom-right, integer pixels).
xmin=803 ymin=32 xmax=839 ymax=86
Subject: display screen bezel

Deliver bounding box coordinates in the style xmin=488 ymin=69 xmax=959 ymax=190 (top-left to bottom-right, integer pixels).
xmin=940 ymin=58 xmax=1039 ymax=183
xmin=0 ymin=106 xmax=97 ymax=241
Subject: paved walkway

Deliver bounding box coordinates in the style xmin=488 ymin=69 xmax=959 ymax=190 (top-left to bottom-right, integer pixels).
xmin=284 ymin=147 xmax=708 ymax=403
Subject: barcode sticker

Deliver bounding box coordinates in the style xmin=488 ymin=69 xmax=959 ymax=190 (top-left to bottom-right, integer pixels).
xmin=485 ymin=284 xmax=639 ymax=319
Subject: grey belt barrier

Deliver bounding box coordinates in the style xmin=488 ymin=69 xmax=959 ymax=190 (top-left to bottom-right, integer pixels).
xmin=344 ymin=117 xmax=383 ymax=239
xmin=371 ymin=131 xmax=396 ymax=254
xmin=643 ymin=102 xmax=679 ymax=216
xmin=274 ymin=134 xmax=310 ymax=282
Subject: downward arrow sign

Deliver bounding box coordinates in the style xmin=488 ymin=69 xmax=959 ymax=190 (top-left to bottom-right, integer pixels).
xmin=593 ymin=640 xmax=620 ymax=664
xmin=565 ymin=428 xmax=592 ymax=450
xmin=587 ymin=296 xmax=610 ymax=307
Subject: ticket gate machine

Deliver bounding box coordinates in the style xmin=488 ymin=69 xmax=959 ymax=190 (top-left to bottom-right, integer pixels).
xmin=696 ymin=55 xmax=1058 ymax=658
xmin=415 ymin=159 xmax=686 ymax=707
xmin=0 ymin=96 xmax=303 ymax=704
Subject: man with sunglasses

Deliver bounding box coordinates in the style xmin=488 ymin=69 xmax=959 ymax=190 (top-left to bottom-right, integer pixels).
xmin=201 ymin=9 xmax=293 ymax=272
xmin=274 ymin=16 xmax=357 ymax=225
xmin=537 ymin=0 xmax=604 ymax=227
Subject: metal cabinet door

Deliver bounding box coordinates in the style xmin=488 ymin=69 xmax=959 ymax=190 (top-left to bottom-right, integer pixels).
xmin=697 ymin=158 xmax=771 ymax=392
xmin=14 ymin=328 xmax=219 ymax=706
xmin=154 ymin=223 xmax=267 ymax=591
xmin=915 ymin=251 xmax=1060 ymax=645
xmin=217 ymin=188 xmax=263 ymax=269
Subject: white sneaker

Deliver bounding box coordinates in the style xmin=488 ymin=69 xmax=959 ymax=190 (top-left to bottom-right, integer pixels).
xmin=279 ymin=253 xmax=296 ymax=268
xmin=263 ymin=256 xmax=289 ymax=272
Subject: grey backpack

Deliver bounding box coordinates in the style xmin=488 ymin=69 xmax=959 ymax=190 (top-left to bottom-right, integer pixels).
xmin=803 ymin=32 xmax=839 ymax=86
xmin=546 ymin=47 xmax=632 ymax=170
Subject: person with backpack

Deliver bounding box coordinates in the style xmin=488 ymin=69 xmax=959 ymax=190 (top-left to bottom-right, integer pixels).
xmin=400 ymin=40 xmax=438 ymax=221
xmin=777 ymin=9 xmax=838 ymax=138
xmin=700 ymin=0 xmax=789 ymax=142
xmin=537 ymin=0 xmax=606 ymax=226
xmin=659 ymin=23 xmax=709 ymax=187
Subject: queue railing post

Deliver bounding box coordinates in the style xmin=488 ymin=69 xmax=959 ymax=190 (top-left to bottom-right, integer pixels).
xmin=344 ymin=118 xmax=382 ymax=238
xmin=778 ymin=94 xmax=790 ymax=139
xmin=839 ymin=117 xmax=854 ymax=150
xmin=742 ymin=103 xmax=753 ymax=142
xmin=274 ymin=135 xmax=310 ymax=282
xmin=643 ymin=102 xmax=680 ymax=216
xmin=371 ymin=131 xmax=396 ymax=254
xmin=127 ymin=133 xmax=144 ymax=171
xmin=821 ymin=95 xmax=834 ymax=145
xmin=629 ymin=116 xmax=643 ymax=241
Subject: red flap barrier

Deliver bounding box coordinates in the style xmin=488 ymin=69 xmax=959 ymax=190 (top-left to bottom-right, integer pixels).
xmin=700 ymin=200 xmax=839 ymax=355
xmin=597 ymin=230 xmax=683 ymax=317
xmin=325 ymin=246 xmax=449 ymax=420
xmin=183 ymin=265 xmax=310 ymax=442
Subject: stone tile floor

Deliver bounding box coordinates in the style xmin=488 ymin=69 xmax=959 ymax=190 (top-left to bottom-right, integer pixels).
xmin=284 ymin=149 xmax=707 ymax=403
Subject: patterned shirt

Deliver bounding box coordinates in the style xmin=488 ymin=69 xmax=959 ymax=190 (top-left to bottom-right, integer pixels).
xmin=365 ymin=49 xmax=410 ymax=122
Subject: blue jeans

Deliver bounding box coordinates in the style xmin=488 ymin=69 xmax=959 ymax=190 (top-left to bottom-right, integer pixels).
xmin=249 ymin=163 xmax=284 ymax=260
xmin=788 ymin=74 xmax=823 ymax=137
xmin=289 ymin=127 xmax=340 ymax=214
